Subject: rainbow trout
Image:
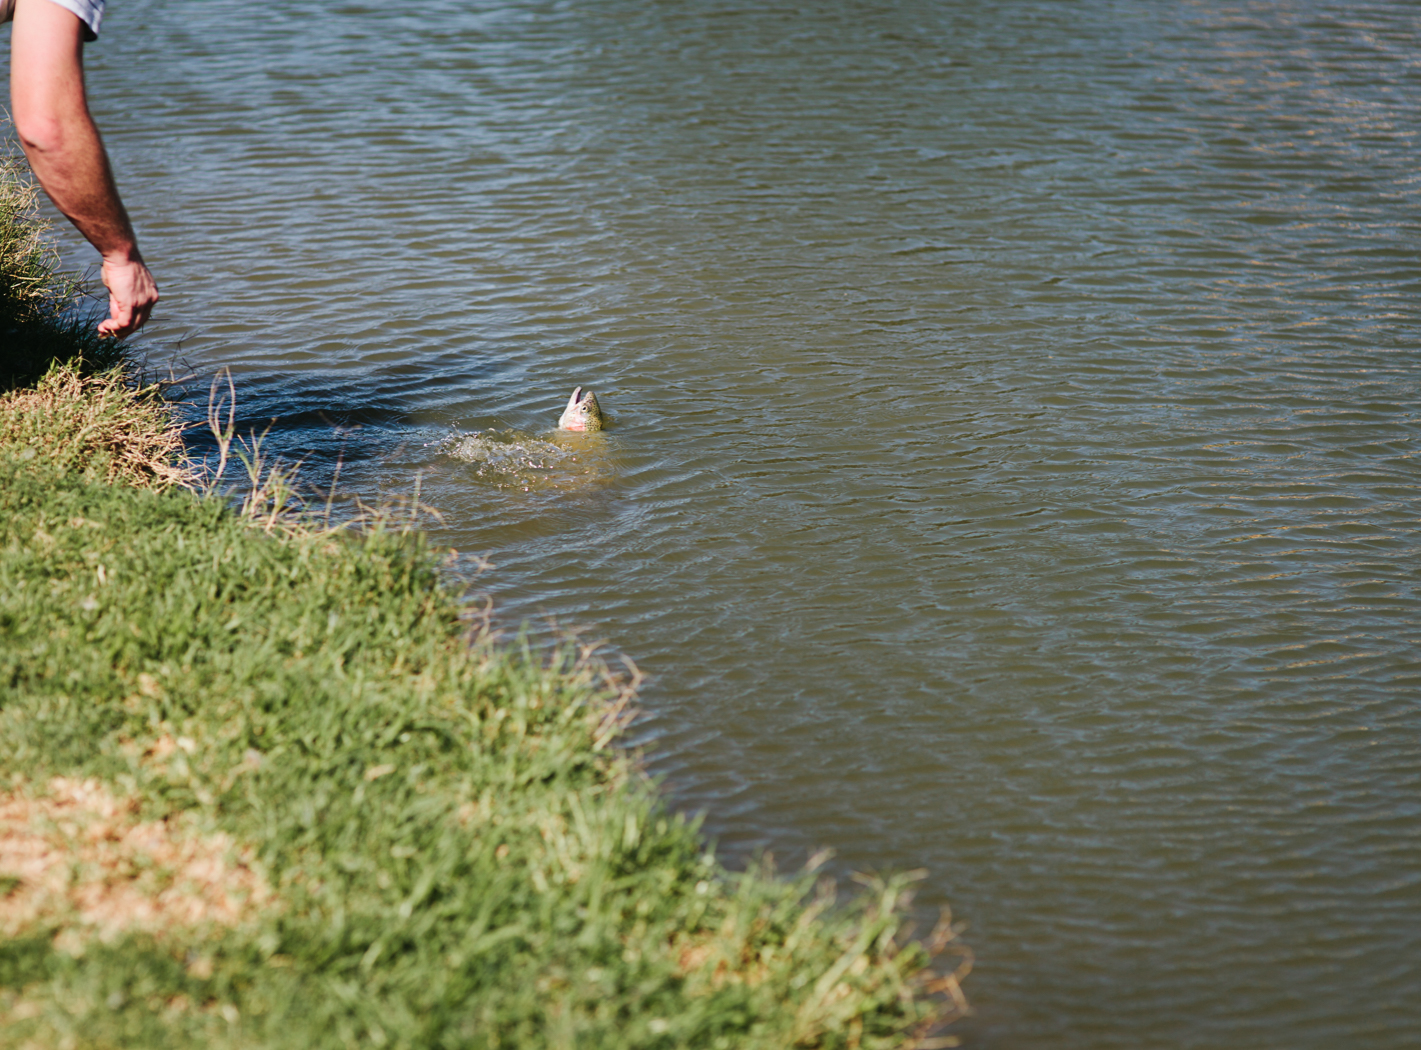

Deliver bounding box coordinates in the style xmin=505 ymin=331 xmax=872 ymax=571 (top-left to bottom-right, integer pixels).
xmin=558 ymin=387 xmax=604 ymax=432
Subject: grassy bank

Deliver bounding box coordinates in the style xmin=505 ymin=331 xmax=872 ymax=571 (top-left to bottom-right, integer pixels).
xmin=0 ymin=157 xmax=967 ymax=1049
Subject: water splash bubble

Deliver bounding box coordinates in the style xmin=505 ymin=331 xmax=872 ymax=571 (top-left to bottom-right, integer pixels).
xmin=436 ymin=428 xmax=608 ymax=492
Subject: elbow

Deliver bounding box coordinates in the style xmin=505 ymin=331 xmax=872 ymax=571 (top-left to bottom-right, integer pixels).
xmin=14 ymin=114 xmax=69 ymax=156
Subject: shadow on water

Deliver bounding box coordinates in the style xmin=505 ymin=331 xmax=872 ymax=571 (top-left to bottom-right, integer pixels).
xmin=178 ymin=368 xmax=631 ymax=558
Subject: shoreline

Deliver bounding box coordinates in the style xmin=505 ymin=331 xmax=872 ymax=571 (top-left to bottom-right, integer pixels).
xmin=0 ymin=153 xmax=967 ymax=1048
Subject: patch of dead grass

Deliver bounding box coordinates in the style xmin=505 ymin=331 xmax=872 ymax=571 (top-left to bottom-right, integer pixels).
xmin=0 ymin=366 xmax=192 ymax=489
xmin=0 ymin=777 xmax=270 ymax=954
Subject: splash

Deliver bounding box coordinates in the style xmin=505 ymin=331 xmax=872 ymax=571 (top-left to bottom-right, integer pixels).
xmin=437 ymin=428 xmax=606 ymax=491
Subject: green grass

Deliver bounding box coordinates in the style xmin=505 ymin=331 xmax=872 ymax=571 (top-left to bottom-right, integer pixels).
xmin=0 ymin=140 xmax=967 ymax=1049
xmin=0 ymin=456 xmax=965 ymax=1049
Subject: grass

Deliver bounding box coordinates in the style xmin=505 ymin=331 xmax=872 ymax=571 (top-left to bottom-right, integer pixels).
xmin=0 ymin=144 xmax=969 ymax=1049
xmin=0 ymin=153 xmax=128 ymax=390
xmin=0 ymin=364 xmax=189 ymax=488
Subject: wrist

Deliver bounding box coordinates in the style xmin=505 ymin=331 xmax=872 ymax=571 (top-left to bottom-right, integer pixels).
xmin=101 ymin=245 xmax=146 ymax=267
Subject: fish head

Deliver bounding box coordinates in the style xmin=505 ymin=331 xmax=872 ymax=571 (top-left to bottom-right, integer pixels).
xmin=557 ymin=386 xmax=604 ymax=432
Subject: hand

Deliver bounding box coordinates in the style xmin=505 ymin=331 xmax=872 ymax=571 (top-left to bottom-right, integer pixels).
xmin=98 ymin=256 xmax=159 ymax=339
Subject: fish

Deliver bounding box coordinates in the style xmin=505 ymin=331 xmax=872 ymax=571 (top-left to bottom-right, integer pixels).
xmin=558 ymin=387 xmax=604 ymax=432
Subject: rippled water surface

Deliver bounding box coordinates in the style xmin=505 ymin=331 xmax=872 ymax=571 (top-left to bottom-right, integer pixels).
xmin=17 ymin=0 xmax=1421 ymax=1044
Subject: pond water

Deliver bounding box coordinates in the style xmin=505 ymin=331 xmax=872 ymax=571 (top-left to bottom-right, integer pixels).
xmin=14 ymin=0 xmax=1421 ymax=1045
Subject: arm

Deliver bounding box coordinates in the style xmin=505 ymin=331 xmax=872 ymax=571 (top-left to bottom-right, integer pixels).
xmin=10 ymin=0 xmax=157 ymax=338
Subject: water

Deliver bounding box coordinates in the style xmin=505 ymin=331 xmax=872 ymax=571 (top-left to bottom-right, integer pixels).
xmin=12 ymin=0 xmax=1421 ymax=1044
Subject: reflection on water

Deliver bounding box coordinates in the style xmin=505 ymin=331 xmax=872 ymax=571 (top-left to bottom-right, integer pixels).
xmin=14 ymin=0 xmax=1421 ymax=1046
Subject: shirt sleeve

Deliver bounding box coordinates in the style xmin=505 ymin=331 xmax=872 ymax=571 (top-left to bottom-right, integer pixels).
xmin=3 ymin=0 xmax=108 ymax=40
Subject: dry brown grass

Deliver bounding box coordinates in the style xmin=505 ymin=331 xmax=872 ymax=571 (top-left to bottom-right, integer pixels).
xmin=0 ymin=365 xmax=193 ymax=488
xmin=0 ymin=777 xmax=271 ymax=955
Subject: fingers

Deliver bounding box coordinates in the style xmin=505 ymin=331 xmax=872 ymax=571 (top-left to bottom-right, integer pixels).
xmin=98 ymin=257 xmax=159 ymax=340
xmin=97 ymin=292 xmax=132 ymax=337
xmin=97 ymin=291 xmax=152 ymax=338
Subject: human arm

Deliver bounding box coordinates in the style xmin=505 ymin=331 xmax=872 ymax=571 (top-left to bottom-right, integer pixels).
xmin=9 ymin=0 xmax=156 ymax=338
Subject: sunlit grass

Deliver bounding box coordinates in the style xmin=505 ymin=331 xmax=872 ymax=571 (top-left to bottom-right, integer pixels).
xmin=0 ymin=454 xmax=966 ymax=1048
xmin=0 ymin=364 xmax=190 ymax=488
